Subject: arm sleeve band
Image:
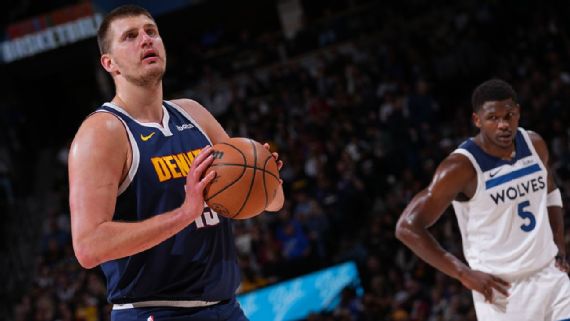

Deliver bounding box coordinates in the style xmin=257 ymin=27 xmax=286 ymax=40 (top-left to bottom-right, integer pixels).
xmin=547 ymin=188 xmax=563 ymax=207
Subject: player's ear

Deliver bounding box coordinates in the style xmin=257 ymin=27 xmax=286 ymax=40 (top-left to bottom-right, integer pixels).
xmin=472 ymin=112 xmax=481 ymax=128
xmin=100 ymin=53 xmax=118 ymax=74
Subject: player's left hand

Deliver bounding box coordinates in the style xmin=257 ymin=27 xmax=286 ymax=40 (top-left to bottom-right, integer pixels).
xmin=263 ymin=143 xmax=283 ymax=184
xmin=555 ymin=254 xmax=570 ymax=273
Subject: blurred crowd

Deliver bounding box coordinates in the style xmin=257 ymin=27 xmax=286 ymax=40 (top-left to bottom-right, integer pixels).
xmin=5 ymin=1 xmax=570 ymax=320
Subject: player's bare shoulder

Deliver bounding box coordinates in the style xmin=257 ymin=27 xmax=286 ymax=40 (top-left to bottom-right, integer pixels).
xmin=72 ymin=112 xmax=129 ymax=153
xmin=431 ymin=152 xmax=478 ymax=199
xmin=435 ymin=153 xmax=476 ymax=181
xmin=69 ymin=111 xmax=130 ymax=179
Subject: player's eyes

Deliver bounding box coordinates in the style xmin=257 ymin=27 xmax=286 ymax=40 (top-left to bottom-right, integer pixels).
xmin=146 ymin=29 xmax=157 ymax=36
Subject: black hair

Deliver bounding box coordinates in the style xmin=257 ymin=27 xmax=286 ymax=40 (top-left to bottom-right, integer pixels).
xmin=97 ymin=5 xmax=154 ymax=54
xmin=471 ymin=79 xmax=517 ymax=112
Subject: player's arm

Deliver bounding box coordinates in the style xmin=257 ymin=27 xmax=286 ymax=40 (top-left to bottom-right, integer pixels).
xmin=528 ymin=131 xmax=568 ymax=272
xmin=174 ymin=98 xmax=285 ymax=211
xmin=396 ymin=154 xmax=510 ymax=301
xmin=396 ymin=154 xmax=474 ymax=279
xmin=69 ymin=113 xmax=215 ymax=269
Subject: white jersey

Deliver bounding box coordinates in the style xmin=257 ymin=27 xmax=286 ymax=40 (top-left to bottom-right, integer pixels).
xmin=451 ymin=127 xmax=557 ymax=280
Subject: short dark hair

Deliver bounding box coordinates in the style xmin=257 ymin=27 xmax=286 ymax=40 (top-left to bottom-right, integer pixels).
xmin=471 ymin=79 xmax=518 ymax=112
xmin=97 ymin=5 xmax=154 ymax=54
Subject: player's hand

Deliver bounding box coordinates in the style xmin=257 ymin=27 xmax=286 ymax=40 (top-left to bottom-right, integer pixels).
xmin=181 ymin=146 xmax=216 ymax=222
xmin=263 ymin=143 xmax=283 ymax=184
xmin=459 ymin=268 xmax=510 ymax=303
xmin=555 ymin=254 xmax=570 ymax=273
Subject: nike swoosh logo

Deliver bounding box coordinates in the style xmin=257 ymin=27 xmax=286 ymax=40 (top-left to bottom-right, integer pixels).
xmin=489 ymin=169 xmax=502 ymax=178
xmin=140 ymin=132 xmax=156 ymax=141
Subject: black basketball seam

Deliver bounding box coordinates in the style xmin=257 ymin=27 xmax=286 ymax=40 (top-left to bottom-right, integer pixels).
xmin=232 ymin=139 xmax=257 ymax=218
xmin=209 ymin=163 xmax=280 ymax=181
xmin=204 ymin=143 xmax=248 ymax=206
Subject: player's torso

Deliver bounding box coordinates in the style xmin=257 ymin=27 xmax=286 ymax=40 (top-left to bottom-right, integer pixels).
xmin=96 ymin=101 xmax=240 ymax=303
xmin=451 ymin=128 xmax=556 ymax=278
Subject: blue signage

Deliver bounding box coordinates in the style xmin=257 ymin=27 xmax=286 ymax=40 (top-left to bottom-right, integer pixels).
xmin=237 ymin=261 xmax=361 ymax=321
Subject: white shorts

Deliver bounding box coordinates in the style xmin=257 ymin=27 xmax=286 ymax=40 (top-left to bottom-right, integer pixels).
xmin=473 ymin=259 xmax=570 ymax=321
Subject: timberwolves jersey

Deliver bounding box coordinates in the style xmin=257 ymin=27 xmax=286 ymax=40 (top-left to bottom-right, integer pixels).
xmin=451 ymin=128 xmax=557 ymax=280
xmin=96 ymin=101 xmax=240 ymax=304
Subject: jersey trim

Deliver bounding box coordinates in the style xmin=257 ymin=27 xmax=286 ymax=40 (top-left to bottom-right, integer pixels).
xmin=457 ymin=130 xmax=532 ymax=172
xmin=485 ymin=163 xmax=541 ymax=189
xmin=95 ymin=110 xmax=140 ymax=195
xmin=165 ymin=100 xmax=213 ymax=145
xmin=451 ymin=149 xmax=483 ymax=201
xmin=112 ymin=299 xmax=221 ymax=310
xmin=103 ymin=102 xmax=173 ymax=137
xmin=519 ymin=129 xmax=547 ymax=172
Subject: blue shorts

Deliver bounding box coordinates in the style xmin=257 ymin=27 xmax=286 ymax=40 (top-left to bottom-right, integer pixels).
xmin=111 ymin=298 xmax=248 ymax=321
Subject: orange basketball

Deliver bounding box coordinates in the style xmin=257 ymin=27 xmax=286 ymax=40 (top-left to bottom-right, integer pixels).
xmin=204 ymin=137 xmax=280 ymax=219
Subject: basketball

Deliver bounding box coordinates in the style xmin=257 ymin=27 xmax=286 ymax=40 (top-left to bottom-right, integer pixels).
xmin=204 ymin=137 xmax=281 ymax=219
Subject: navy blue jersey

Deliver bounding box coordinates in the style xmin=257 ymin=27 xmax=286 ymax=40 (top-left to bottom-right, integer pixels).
xmin=96 ymin=101 xmax=240 ymax=304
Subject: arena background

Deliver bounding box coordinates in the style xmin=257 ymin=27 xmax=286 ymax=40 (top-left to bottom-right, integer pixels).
xmin=1 ymin=0 xmax=570 ymax=320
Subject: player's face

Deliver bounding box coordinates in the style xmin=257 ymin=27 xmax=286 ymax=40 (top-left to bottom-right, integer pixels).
xmin=473 ymin=98 xmax=520 ymax=149
xmin=104 ymin=15 xmax=166 ymax=86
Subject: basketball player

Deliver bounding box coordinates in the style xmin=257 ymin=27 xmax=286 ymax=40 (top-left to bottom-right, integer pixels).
xmin=396 ymin=79 xmax=570 ymax=320
xmin=68 ymin=5 xmax=284 ymax=321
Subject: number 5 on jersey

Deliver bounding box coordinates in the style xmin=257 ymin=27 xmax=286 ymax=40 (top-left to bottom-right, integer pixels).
xmin=517 ymin=200 xmax=536 ymax=232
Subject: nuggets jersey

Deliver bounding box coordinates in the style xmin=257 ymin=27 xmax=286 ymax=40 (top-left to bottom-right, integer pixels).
xmin=96 ymin=101 xmax=240 ymax=304
xmin=451 ymin=128 xmax=557 ymax=280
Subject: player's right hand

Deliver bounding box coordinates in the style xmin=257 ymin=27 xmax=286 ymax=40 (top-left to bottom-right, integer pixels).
xmin=181 ymin=145 xmax=216 ymax=223
xmin=459 ymin=269 xmax=510 ymax=303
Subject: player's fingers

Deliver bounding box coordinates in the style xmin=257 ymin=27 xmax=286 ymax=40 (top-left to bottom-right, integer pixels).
xmin=277 ymin=160 xmax=283 ymax=170
xmin=491 ymin=276 xmax=510 ymax=296
xmin=491 ymin=283 xmax=509 ymax=297
xmin=193 ymin=155 xmax=214 ymax=176
xmin=263 ymin=143 xmax=271 ymax=150
xmin=187 ymin=154 xmax=214 ymax=183
xmin=481 ymin=287 xmax=492 ymax=303
xmin=192 ymin=145 xmax=213 ymax=166
xmin=197 ymin=170 xmax=216 ymax=190
xmin=492 ymin=276 xmax=510 ymax=287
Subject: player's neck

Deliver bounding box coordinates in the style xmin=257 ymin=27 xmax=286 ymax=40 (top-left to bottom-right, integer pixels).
xmin=113 ymin=81 xmax=164 ymax=123
xmin=474 ymin=134 xmax=516 ymax=160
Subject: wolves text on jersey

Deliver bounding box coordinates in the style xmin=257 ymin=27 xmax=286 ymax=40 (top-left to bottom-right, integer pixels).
xmin=489 ymin=175 xmax=546 ymax=205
